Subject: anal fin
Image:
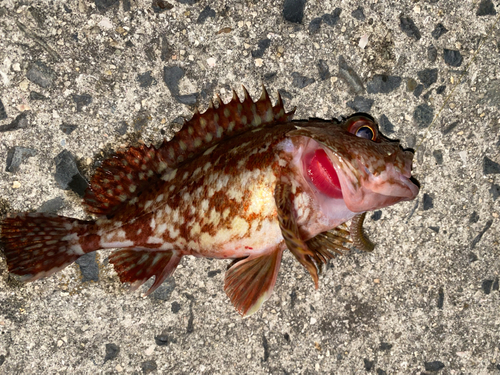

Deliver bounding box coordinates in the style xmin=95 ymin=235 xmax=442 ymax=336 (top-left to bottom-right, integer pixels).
xmin=224 ymin=247 xmax=283 ymax=317
xmin=109 ymin=249 xmax=182 ymax=295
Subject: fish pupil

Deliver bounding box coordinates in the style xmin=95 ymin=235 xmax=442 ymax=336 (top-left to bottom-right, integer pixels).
xmin=355 ymin=126 xmax=375 ymax=140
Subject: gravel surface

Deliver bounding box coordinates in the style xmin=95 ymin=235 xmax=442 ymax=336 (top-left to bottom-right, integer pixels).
xmin=1 ymin=0 xmax=499 ymax=374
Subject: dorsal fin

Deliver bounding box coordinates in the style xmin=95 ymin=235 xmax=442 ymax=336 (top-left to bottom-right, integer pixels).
xmin=83 ymin=86 xmax=295 ymax=216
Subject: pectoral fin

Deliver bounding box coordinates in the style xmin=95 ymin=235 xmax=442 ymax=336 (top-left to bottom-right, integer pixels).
xmin=274 ymin=182 xmax=321 ymax=288
xmin=306 ymin=225 xmax=352 ymax=260
xmin=224 ymin=247 xmax=284 ymax=317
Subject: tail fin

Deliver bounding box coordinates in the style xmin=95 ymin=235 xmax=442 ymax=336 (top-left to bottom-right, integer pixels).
xmin=0 ymin=213 xmax=98 ymax=281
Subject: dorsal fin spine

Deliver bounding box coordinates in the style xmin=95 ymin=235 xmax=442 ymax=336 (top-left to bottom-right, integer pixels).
xmin=84 ymin=86 xmax=294 ymax=216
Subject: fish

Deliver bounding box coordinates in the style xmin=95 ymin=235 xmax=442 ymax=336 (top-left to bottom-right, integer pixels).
xmin=0 ymin=86 xmax=419 ymax=316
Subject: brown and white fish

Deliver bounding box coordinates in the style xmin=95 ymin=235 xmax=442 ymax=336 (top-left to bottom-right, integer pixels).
xmin=0 ymin=87 xmax=419 ymax=316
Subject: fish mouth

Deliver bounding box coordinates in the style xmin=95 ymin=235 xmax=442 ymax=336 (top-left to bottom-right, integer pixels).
xmin=331 ymin=149 xmax=420 ymax=212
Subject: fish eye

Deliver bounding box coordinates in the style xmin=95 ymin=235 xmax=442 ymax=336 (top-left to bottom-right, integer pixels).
xmin=355 ymin=125 xmax=375 ymax=140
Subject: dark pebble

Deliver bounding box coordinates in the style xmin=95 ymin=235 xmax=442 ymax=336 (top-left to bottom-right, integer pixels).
xmin=490 ymin=184 xmax=500 ymax=200
xmin=477 ymin=0 xmax=497 ymax=16
xmin=364 ymin=358 xmax=374 ymax=371
xmin=148 ymin=277 xmax=176 ymax=300
xmin=155 ymin=334 xmax=170 ymax=346
xmin=376 ymin=369 xmax=387 ymax=375
xmin=338 ymin=56 xmax=365 ymax=94
xmin=470 ymin=220 xmax=493 ymax=249
xmin=379 ymin=342 xmax=392 ymax=351
xmin=278 ymin=89 xmax=293 ymax=100
xmin=469 ymin=252 xmax=478 ymax=262
xmin=163 ymin=66 xmax=185 ymax=96
xmin=284 ymin=333 xmax=290 ymax=341
xmin=176 ymin=94 xmax=198 ymax=105
xmin=5 ymin=147 xmax=36 ymax=173
xmin=104 ymin=343 xmax=120 ymax=362
xmin=431 ymin=23 xmax=448 ymax=39
xmin=0 ymin=354 xmax=4 ymax=366
xmin=424 ymin=361 xmax=445 ymax=371
xmin=115 ymin=121 xmax=128 ymax=135
xmin=54 ymin=150 xmax=88 ymax=197
xmin=0 ymin=98 xmax=6 ymax=120
xmin=322 ymin=8 xmax=342 ymax=26
xmin=308 ymin=17 xmax=322 ymax=34
xmin=197 ymin=6 xmax=215 ymax=24
xmin=469 ymin=211 xmax=480 ymax=223
xmin=413 ymin=104 xmax=434 ymax=128
xmin=251 ymin=38 xmax=271 ymax=58
xmin=152 ymin=0 xmax=173 ymax=13
xmin=371 ymin=210 xmax=382 ymax=221
xmin=137 ymin=71 xmax=156 ymax=88
xmin=290 ymin=288 xmax=297 ymax=308
xmin=429 ymin=226 xmax=440 ymax=233
xmin=26 ymin=60 xmax=56 ymax=88
xmin=207 ymin=269 xmax=221 ymax=277
xmin=413 ymin=84 xmax=424 ymax=98
xmin=427 ymin=45 xmax=438 ymax=63
xmin=483 ymin=156 xmax=500 ymax=174
xmin=75 ymin=252 xmax=99 ymax=282
xmin=417 ymin=68 xmax=438 ymax=88
xmin=407 ymin=78 xmax=418 ymax=92
xmin=346 ymin=96 xmax=374 ymax=112
xmin=441 ymin=120 xmax=459 ymax=135
xmin=432 ymin=150 xmax=443 ymax=165
xmin=29 ymin=91 xmax=47 ymax=100
xmin=378 ymin=114 xmax=394 ymax=135
xmin=141 ymin=360 xmax=158 ymax=374
xmin=437 ymin=287 xmax=444 ymax=309
xmin=264 ymin=72 xmax=277 ymax=81
xmin=436 ymin=85 xmax=446 ymax=95
xmin=443 ymin=49 xmax=463 ymax=67
xmin=72 ymin=94 xmax=92 ymax=112
xmin=317 ymin=60 xmax=331 ymax=81
xmin=0 ymin=112 xmax=29 ymax=132
xmin=95 ymin=0 xmax=119 ymax=11
xmin=37 ymin=197 xmax=65 ymax=213
xmin=176 ymin=0 xmax=197 ymax=4
xmin=262 ymin=335 xmax=269 ymax=362
xmin=59 ymin=123 xmax=77 ymax=135
xmin=351 ymin=7 xmax=365 ymax=21
xmin=171 ymin=301 xmax=181 ymax=313
xmin=423 ymin=193 xmax=434 ymax=210
xmin=122 ymin=0 xmax=131 ymax=12
xmin=283 ymin=0 xmax=306 ymax=24
xmin=133 ymin=111 xmax=150 ymax=131
xmin=482 ymin=279 xmax=493 ymax=294
xmin=366 ymin=74 xmax=402 ymax=94
xmin=400 ymin=16 xmax=421 ymax=41
xmin=291 ymin=72 xmax=315 ymax=89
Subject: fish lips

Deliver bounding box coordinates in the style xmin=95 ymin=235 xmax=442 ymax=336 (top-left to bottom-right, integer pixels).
xmin=329 ymin=149 xmax=420 ymax=213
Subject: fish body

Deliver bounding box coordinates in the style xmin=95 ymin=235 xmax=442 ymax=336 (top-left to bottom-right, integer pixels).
xmin=0 ymin=87 xmax=419 ymax=316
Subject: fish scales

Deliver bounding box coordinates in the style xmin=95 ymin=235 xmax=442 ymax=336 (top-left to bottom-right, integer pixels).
xmin=0 ymin=86 xmax=420 ymax=316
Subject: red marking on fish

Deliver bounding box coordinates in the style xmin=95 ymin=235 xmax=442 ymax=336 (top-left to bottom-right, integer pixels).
xmin=0 ymin=87 xmax=419 ymax=316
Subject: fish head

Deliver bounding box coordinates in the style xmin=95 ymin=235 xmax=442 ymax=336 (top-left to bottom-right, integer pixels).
xmin=289 ymin=114 xmax=420 ymax=213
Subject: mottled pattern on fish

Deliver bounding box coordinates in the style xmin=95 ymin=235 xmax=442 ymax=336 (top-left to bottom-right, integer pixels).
xmin=0 ymin=86 xmax=419 ymax=316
